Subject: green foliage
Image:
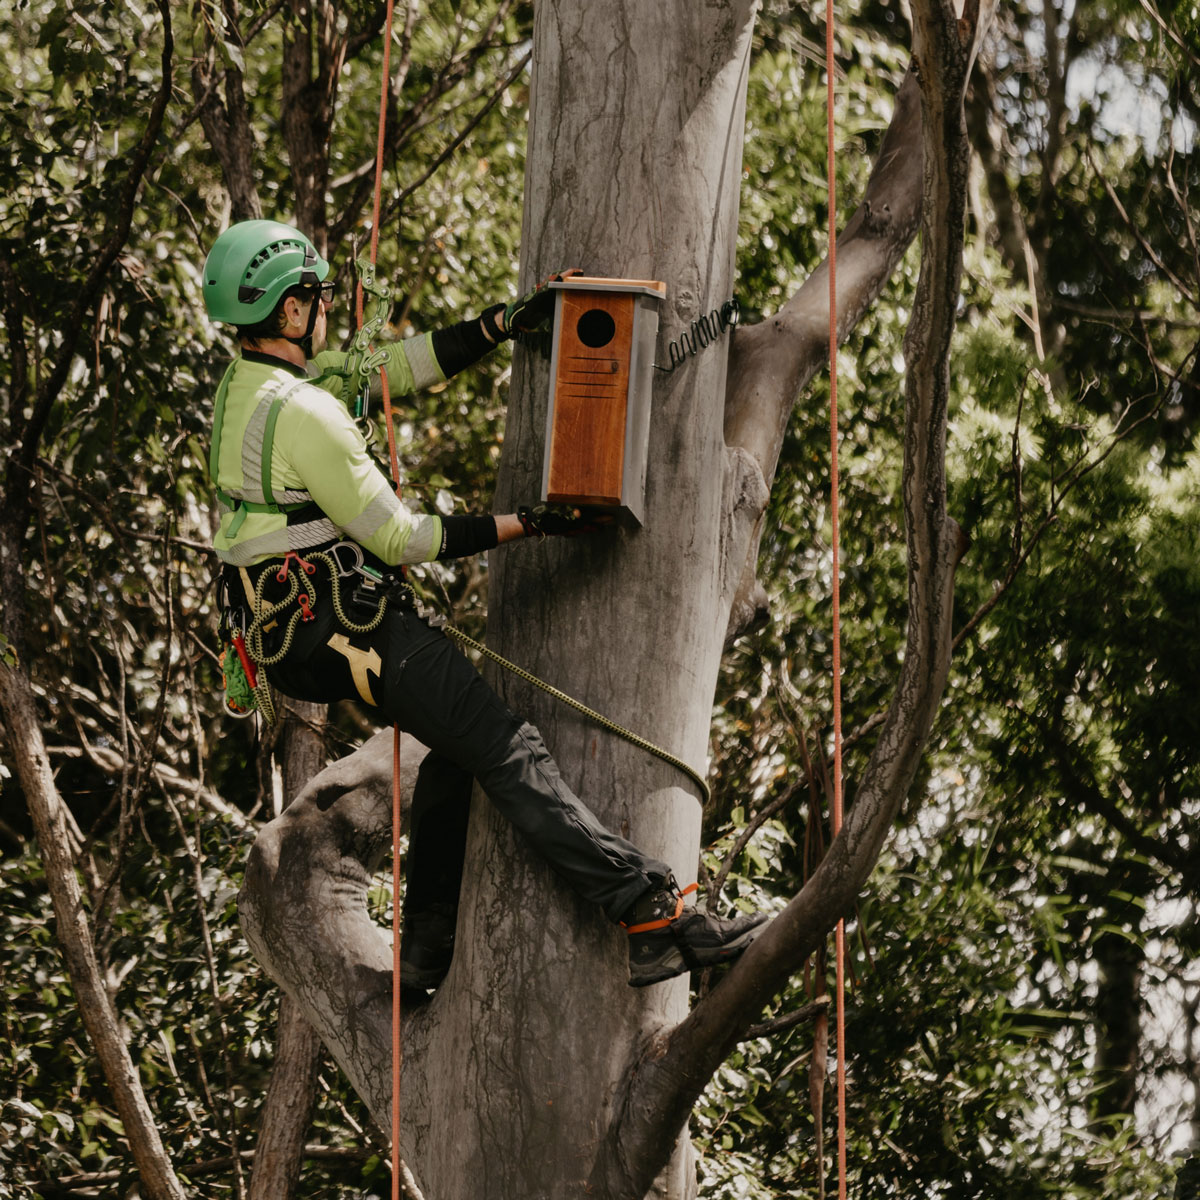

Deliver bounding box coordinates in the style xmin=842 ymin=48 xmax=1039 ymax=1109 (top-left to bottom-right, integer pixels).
xmin=0 ymin=0 xmax=527 ymax=1193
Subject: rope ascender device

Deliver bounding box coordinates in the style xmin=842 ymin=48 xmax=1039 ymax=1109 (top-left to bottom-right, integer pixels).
xmin=347 ymin=255 xmax=393 ymax=422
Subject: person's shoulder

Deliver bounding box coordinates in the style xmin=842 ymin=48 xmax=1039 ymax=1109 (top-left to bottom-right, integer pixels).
xmin=278 ymin=376 xmax=356 ymax=438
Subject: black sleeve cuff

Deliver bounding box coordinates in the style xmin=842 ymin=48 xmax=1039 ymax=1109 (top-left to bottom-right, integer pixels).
xmin=430 ymin=306 xmax=508 ymax=378
xmin=436 ymin=514 xmax=500 ymax=560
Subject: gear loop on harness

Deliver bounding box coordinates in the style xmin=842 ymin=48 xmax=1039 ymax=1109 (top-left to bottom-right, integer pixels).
xmin=230 ymin=541 xmax=400 ymax=710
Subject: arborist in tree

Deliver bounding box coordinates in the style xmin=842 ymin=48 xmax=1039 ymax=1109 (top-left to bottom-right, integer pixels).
xmin=202 ymin=219 xmax=766 ymax=994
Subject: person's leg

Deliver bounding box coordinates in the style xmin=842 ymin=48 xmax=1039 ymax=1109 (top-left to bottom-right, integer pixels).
xmin=253 ymin=566 xmax=765 ymax=987
xmin=374 ymin=609 xmax=669 ymax=922
xmin=400 ymin=752 xmax=472 ymax=991
xmin=404 ymin=752 xmax=472 ymax=912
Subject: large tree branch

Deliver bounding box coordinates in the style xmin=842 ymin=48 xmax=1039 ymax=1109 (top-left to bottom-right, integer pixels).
xmin=723 ymin=68 xmax=924 ymax=476
xmin=594 ymin=1 xmax=992 ymax=1191
xmin=721 ymin=67 xmax=924 ymax=640
xmin=238 ymin=730 xmax=429 ymax=1125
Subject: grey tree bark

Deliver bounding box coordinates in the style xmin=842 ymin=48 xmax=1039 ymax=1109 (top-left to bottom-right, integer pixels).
xmin=247 ymin=700 xmax=328 ymax=1200
xmin=239 ymin=0 xmax=994 ymax=1195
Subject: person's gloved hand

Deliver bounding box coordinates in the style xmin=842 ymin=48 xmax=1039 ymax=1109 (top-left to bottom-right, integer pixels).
xmin=503 ymin=269 xmax=582 ymax=336
xmin=517 ymin=502 xmax=611 ymax=539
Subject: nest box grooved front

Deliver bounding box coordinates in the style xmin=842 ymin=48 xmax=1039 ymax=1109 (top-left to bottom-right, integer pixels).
xmin=541 ymin=276 xmax=667 ymax=526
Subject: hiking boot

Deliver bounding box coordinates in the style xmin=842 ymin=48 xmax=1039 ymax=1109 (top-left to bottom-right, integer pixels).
xmin=400 ymin=903 xmax=457 ymax=994
xmin=622 ymin=878 xmax=768 ymax=988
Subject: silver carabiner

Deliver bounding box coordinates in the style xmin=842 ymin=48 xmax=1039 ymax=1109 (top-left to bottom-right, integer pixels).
xmin=327 ymin=541 xmax=365 ymax=578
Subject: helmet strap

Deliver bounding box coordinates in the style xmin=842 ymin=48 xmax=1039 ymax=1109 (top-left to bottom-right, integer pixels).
xmin=282 ymin=292 xmax=321 ymax=358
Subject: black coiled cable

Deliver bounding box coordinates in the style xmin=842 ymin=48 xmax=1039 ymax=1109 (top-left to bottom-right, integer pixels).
xmin=654 ymin=298 xmax=740 ymax=373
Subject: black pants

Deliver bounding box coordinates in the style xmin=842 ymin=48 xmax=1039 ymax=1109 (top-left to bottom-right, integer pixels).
xmin=231 ymin=556 xmax=668 ymax=923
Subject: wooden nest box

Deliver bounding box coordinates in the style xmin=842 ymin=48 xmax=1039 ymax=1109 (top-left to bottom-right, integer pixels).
xmin=540 ymin=276 xmax=667 ymax=526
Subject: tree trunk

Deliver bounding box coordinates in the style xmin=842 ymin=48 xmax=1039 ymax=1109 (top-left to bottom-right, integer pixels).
xmin=249 ymin=700 xmax=328 ymax=1200
xmin=414 ymin=3 xmax=759 ymax=1195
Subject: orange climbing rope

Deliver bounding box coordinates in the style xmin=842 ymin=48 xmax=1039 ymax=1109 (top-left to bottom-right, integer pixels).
xmin=825 ymin=2 xmax=848 ymax=1197
xmin=354 ymin=2 xmax=402 ymax=1196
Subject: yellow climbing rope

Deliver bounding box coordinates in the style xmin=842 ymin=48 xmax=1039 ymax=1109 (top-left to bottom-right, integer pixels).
xmin=443 ymin=625 xmax=711 ymax=805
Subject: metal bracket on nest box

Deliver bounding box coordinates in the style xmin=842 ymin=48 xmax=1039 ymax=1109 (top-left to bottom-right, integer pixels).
xmin=540 ymin=276 xmax=666 ymax=527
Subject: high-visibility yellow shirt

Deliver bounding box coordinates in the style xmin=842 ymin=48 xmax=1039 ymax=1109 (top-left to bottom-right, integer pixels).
xmin=211 ymin=336 xmax=444 ymax=567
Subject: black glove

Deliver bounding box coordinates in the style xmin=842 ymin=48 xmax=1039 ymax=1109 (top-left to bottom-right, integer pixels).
xmin=517 ymin=502 xmax=610 ymax=539
xmin=502 ymin=269 xmax=581 ymax=336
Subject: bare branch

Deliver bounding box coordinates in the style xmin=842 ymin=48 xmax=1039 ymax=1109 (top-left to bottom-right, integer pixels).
xmin=1087 ymin=146 xmax=1199 ymax=306
xmin=379 ymin=49 xmax=532 ymax=230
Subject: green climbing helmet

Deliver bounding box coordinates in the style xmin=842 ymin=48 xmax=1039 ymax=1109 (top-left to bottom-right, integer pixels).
xmin=202 ymin=219 xmax=330 ymax=326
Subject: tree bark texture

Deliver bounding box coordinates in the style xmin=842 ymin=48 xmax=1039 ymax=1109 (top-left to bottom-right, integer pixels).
xmin=248 ymin=700 xmax=329 ymax=1200
xmin=583 ymin=1 xmax=993 ymax=1191
xmin=241 ymin=729 xmax=425 ymax=1130
xmin=459 ymin=3 xmax=759 ymax=1195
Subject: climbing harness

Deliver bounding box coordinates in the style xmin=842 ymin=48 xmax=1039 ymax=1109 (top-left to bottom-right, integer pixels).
xmin=219 ymin=542 xmax=414 ymax=723
xmin=209 ymin=371 xmax=323 ymax=538
xmin=219 ymin=546 xmax=711 ymax=802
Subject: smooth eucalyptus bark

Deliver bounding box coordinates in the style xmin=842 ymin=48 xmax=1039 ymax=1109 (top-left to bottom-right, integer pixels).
xmin=248 ymin=700 xmax=328 ymax=1200
xmin=587 ymin=0 xmax=991 ymax=1190
xmin=391 ymin=5 xmax=760 ymax=1195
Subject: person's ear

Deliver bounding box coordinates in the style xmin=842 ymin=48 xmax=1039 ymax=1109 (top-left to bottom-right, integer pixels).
xmin=281 ymin=294 xmax=306 ymax=334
